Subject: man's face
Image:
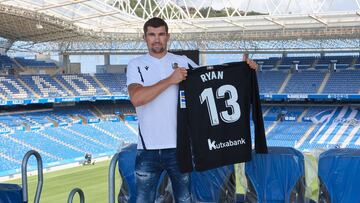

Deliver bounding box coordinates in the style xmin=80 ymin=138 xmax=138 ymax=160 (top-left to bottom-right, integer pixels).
xmin=144 ymin=26 xmax=169 ymax=55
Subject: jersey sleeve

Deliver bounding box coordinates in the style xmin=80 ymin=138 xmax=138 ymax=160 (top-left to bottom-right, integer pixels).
xmin=250 ymin=68 xmax=268 ymax=153
xmin=126 ymin=60 xmax=144 ymax=86
xmin=176 ymin=80 xmax=194 ymax=173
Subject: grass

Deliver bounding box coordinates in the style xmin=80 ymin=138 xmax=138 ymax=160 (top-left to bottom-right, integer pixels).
xmin=6 ymin=160 xmax=120 ymax=203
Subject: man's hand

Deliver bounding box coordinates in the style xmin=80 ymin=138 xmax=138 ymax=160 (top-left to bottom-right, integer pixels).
xmin=168 ymin=67 xmax=187 ymax=84
xmin=243 ymin=53 xmax=258 ymax=70
xmin=128 ymin=66 xmax=187 ymax=107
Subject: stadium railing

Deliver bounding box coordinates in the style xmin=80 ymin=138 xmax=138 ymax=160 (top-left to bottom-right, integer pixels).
xmin=67 ymin=188 xmax=85 ymax=203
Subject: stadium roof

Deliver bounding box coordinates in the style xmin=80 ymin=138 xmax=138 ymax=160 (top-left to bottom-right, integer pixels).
xmin=0 ymin=0 xmax=360 ymax=52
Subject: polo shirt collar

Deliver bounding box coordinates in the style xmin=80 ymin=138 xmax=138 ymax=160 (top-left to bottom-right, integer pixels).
xmin=146 ymin=52 xmax=170 ymax=61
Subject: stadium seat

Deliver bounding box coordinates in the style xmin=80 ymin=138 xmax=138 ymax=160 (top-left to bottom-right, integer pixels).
xmin=0 ymin=150 xmax=43 ymax=203
xmin=244 ymin=147 xmax=305 ymax=203
xmin=318 ymin=148 xmax=360 ymax=203
xmin=191 ymin=165 xmax=236 ymax=202
xmin=116 ymin=144 xmax=172 ymax=203
xmin=0 ymin=184 xmax=22 ymax=203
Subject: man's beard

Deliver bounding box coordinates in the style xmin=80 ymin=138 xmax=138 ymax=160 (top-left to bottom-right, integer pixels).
xmin=150 ymin=46 xmax=166 ymax=53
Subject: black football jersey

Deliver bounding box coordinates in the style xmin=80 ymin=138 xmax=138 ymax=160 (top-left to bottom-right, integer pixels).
xmin=177 ymin=61 xmax=268 ymax=172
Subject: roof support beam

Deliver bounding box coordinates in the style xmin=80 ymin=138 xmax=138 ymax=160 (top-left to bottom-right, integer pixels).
xmin=223 ymin=19 xmax=246 ymax=29
xmin=264 ymin=17 xmax=285 ymax=27
xmin=308 ymin=14 xmax=328 ymax=26
xmin=182 ymin=21 xmax=207 ymax=30
xmin=71 ymin=11 xmax=120 ymax=22
xmin=35 ymin=0 xmax=91 ymax=11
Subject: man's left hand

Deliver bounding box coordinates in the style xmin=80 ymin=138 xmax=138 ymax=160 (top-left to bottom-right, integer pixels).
xmin=243 ymin=53 xmax=258 ymax=70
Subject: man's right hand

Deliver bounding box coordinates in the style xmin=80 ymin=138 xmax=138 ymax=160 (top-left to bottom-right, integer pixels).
xmin=168 ymin=67 xmax=187 ymax=84
xmin=128 ymin=67 xmax=187 ymax=107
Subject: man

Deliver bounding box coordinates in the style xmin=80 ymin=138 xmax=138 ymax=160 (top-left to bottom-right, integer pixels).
xmin=126 ymin=17 xmax=258 ymax=203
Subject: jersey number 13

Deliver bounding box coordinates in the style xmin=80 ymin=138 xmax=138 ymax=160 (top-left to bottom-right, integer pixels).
xmin=199 ymin=84 xmax=241 ymax=126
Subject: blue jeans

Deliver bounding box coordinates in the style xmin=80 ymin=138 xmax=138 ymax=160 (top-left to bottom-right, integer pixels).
xmin=135 ymin=148 xmax=191 ymax=203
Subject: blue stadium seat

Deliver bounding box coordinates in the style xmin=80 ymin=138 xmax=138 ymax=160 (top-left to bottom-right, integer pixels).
xmin=0 ymin=75 xmax=34 ymax=99
xmin=14 ymin=57 xmax=57 ymax=68
xmin=95 ymin=73 xmax=127 ymax=95
xmin=20 ymin=75 xmax=69 ymax=98
xmin=0 ymin=183 xmax=22 ymax=203
xmin=0 ymin=150 xmax=43 ymax=203
xmin=55 ymin=74 xmax=106 ymax=96
xmin=257 ymin=71 xmax=288 ymax=94
xmin=245 ymin=147 xmax=305 ymax=203
xmin=318 ymin=148 xmax=360 ymax=203
xmin=322 ymin=70 xmax=360 ymax=94
xmin=0 ymin=55 xmax=16 ymax=69
xmin=284 ymin=71 xmax=325 ymax=94
xmin=191 ymin=165 xmax=236 ymax=202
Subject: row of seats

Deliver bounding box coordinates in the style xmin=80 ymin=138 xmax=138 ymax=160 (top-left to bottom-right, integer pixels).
xmin=117 ymin=144 xmax=360 ymax=203
xmin=0 ymin=119 xmax=137 ymax=174
xmin=0 ymin=55 xmax=15 ymax=69
xmin=0 ymin=70 xmax=359 ymax=100
xmin=257 ymin=69 xmax=360 ymax=94
xmin=0 ymin=104 xmax=357 ymax=151
xmin=256 ymin=55 xmax=360 ymax=70
xmin=14 ymin=57 xmax=57 ymax=68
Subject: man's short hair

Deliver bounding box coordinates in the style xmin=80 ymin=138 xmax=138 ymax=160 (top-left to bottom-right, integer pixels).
xmin=143 ymin=17 xmax=168 ymax=34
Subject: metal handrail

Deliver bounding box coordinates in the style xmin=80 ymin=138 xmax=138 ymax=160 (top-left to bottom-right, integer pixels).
xmin=67 ymin=188 xmax=85 ymax=203
xmin=108 ymin=152 xmax=120 ymax=203
xmin=21 ymin=150 xmax=43 ymax=203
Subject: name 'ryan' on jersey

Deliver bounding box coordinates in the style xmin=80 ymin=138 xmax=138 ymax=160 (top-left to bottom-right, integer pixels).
xmin=177 ymin=61 xmax=268 ymax=172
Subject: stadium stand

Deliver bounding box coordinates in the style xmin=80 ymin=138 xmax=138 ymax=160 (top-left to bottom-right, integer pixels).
xmin=55 ymin=74 xmax=107 ymax=96
xmin=0 ymin=103 xmax=140 ymax=176
xmin=322 ymin=70 xmax=360 ymax=94
xmin=14 ymin=57 xmax=57 ymax=68
xmin=288 ymin=56 xmax=315 ymax=70
xmin=255 ymin=57 xmax=280 ymax=70
xmin=0 ymin=55 xmax=16 ymax=69
xmin=257 ymin=70 xmax=287 ymax=94
xmin=0 ymin=115 xmax=25 ymax=131
xmin=0 ymin=75 xmax=35 ymax=99
xmin=95 ymin=73 xmax=127 ymax=95
xmin=0 ymin=54 xmax=360 ymax=202
xmin=94 ymin=101 xmax=135 ymax=116
xmin=283 ymin=70 xmax=326 ymax=94
xmin=20 ymin=75 xmax=69 ymax=98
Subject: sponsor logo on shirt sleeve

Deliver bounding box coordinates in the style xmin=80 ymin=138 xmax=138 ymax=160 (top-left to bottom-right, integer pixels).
xmin=180 ymin=90 xmax=186 ymax=108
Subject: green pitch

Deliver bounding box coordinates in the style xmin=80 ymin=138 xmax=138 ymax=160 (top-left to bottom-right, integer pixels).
xmin=6 ymin=160 xmax=121 ymax=203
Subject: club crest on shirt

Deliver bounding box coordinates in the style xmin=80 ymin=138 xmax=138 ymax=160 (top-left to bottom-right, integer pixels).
xmin=144 ymin=66 xmax=149 ymax=70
